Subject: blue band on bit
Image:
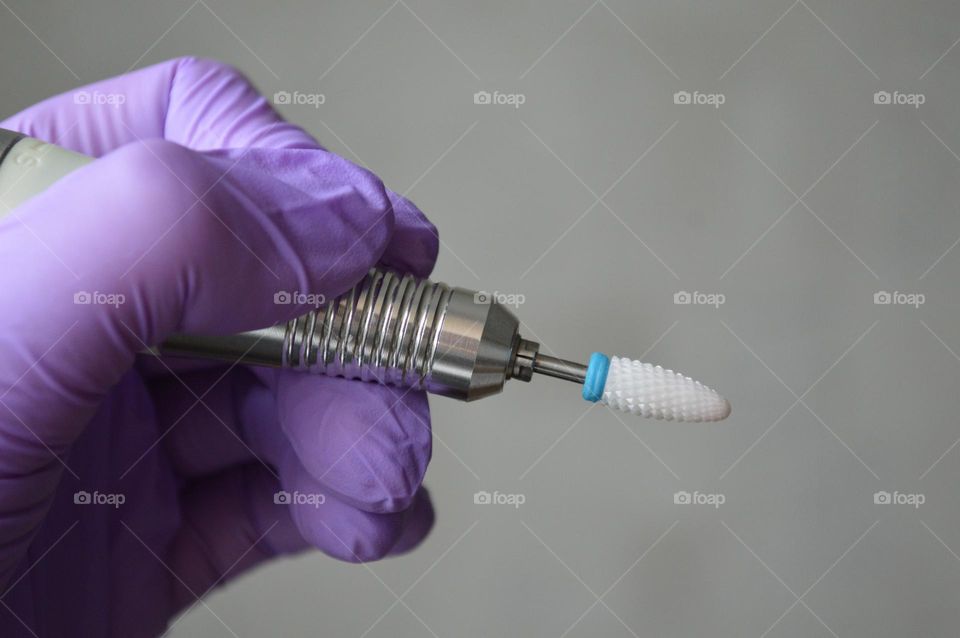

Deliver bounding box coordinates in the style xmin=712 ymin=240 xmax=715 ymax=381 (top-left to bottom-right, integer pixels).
xmin=582 ymin=352 xmax=610 ymax=402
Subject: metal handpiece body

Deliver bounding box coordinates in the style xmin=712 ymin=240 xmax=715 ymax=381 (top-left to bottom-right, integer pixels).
xmin=160 ymin=269 xmax=526 ymax=401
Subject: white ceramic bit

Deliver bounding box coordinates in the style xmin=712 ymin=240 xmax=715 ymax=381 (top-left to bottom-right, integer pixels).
xmin=599 ymin=356 xmax=730 ymax=422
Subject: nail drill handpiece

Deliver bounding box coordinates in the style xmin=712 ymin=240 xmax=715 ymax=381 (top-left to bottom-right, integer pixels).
xmin=159 ymin=268 xmax=731 ymax=421
xmin=0 ymin=129 xmax=730 ymax=421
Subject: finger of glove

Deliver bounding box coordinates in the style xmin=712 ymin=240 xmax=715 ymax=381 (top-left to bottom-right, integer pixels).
xmin=0 ymin=57 xmax=319 ymax=156
xmin=378 ymin=190 xmax=438 ymax=278
xmin=155 ymin=366 xmax=433 ymax=516
xmin=272 ymin=371 xmax=432 ymax=515
xmin=277 ymin=445 xmax=435 ymax=563
xmin=0 ymin=56 xmax=438 ymax=282
xmin=166 ymin=463 xmax=311 ymax=613
xmin=154 ymin=373 xmax=436 ymax=564
xmin=153 ymin=367 xmax=268 ymax=479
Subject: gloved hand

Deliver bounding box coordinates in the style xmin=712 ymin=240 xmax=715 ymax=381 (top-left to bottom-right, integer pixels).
xmin=0 ymin=57 xmax=438 ymax=637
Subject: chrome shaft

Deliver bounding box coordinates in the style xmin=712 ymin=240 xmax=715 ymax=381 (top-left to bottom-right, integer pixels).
xmin=530 ymin=354 xmax=587 ymax=384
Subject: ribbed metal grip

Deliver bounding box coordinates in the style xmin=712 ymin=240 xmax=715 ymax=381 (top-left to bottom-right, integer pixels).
xmin=283 ymin=270 xmax=453 ymax=389
xmin=158 ymin=267 xmax=524 ymax=401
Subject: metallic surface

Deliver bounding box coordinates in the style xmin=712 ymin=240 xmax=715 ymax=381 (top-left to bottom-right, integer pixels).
xmin=159 ymin=269 xmax=540 ymax=401
xmin=530 ymin=353 xmax=588 ymax=384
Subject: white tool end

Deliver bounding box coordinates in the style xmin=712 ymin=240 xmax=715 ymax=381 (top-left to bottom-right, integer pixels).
xmin=598 ymin=356 xmax=731 ymax=422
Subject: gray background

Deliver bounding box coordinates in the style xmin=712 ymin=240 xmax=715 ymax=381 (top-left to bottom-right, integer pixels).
xmin=4 ymin=1 xmax=960 ymax=636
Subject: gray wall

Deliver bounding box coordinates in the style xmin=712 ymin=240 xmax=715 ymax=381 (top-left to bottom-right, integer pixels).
xmin=5 ymin=1 xmax=960 ymax=636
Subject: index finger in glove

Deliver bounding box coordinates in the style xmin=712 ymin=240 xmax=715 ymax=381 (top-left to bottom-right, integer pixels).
xmin=1 ymin=57 xmax=319 ymax=156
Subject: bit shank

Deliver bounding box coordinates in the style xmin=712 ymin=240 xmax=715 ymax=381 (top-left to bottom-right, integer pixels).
xmin=530 ymin=354 xmax=587 ymax=384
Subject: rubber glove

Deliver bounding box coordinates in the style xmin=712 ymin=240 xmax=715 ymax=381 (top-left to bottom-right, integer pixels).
xmin=0 ymin=57 xmax=438 ymax=637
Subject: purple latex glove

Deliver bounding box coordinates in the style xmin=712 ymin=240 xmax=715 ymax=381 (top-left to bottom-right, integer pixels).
xmin=0 ymin=57 xmax=438 ymax=637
